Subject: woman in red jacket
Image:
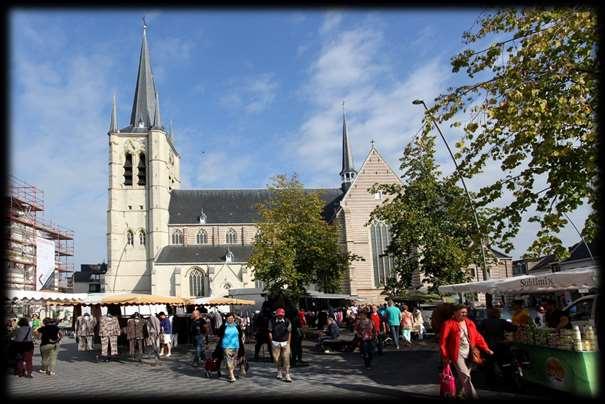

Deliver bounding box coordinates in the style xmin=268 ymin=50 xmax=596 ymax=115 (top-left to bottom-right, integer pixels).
xmin=439 ymin=304 xmax=493 ymax=399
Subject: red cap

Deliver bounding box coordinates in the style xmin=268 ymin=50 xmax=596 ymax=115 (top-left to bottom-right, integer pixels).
xmin=276 ymin=308 xmax=285 ymax=316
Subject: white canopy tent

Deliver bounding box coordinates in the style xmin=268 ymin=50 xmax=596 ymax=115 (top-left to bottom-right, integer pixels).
xmin=438 ymin=267 xmax=599 ymax=295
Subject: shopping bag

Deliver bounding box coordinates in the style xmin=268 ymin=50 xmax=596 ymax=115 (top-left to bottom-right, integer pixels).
xmin=440 ymin=363 xmax=457 ymax=398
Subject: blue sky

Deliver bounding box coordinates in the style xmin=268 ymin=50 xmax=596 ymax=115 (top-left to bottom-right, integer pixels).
xmin=9 ymin=9 xmax=591 ymax=270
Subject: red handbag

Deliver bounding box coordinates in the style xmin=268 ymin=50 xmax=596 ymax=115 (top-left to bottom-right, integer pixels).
xmin=440 ymin=363 xmax=457 ymax=398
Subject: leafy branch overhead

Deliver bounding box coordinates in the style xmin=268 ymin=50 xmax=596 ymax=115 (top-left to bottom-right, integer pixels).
xmin=428 ymin=8 xmax=597 ymax=259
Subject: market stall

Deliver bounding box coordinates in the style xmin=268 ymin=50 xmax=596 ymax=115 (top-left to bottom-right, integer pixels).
xmin=438 ymin=268 xmax=600 ymax=397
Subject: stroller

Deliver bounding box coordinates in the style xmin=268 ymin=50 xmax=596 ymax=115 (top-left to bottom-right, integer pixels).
xmin=204 ymin=350 xmax=222 ymax=378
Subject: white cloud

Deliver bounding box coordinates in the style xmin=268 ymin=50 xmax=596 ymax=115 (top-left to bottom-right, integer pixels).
xmin=219 ymin=73 xmax=278 ymax=114
xmin=195 ymin=151 xmax=252 ymax=188
xmin=320 ymin=11 xmax=343 ymax=34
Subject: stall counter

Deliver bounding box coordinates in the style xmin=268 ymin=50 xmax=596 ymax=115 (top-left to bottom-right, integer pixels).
xmin=512 ymin=342 xmax=598 ymax=397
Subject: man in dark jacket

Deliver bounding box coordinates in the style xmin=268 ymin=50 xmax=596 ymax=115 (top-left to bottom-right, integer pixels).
xmin=290 ymin=308 xmax=308 ymax=367
xmin=268 ymin=308 xmax=292 ymax=382
xmin=190 ymin=310 xmax=208 ymax=367
xmin=253 ymin=305 xmax=274 ymax=362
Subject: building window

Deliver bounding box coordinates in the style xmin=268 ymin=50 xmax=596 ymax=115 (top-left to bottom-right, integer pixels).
xmin=126 ymin=230 xmax=134 ymax=246
xmin=89 ymin=284 xmax=101 ymax=293
xmin=370 ymin=221 xmax=394 ymax=287
xmin=196 ymin=229 xmax=208 ymax=245
xmin=171 ymin=229 xmax=184 ymax=245
xmin=124 ymin=153 xmax=133 ymax=186
xmin=226 ymin=250 xmax=234 ymax=263
xmin=189 ymin=269 xmax=209 ymax=297
xmin=374 ymin=191 xmax=383 ymax=200
xmin=139 ymin=230 xmax=146 ymax=246
xmin=137 ymin=152 xmax=146 ymax=186
xmin=226 ymin=228 xmax=237 ymax=244
xmin=255 ymin=278 xmax=264 ymax=289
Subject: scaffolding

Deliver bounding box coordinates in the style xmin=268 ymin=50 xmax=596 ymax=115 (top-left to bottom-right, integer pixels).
xmin=6 ymin=176 xmax=74 ymax=292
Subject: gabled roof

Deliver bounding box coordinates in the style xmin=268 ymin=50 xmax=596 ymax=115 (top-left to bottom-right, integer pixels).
xmin=156 ymin=245 xmax=253 ymax=264
xmin=488 ymin=247 xmax=511 ymax=259
xmin=168 ymin=188 xmax=343 ymax=224
xmin=563 ymin=240 xmax=598 ymax=262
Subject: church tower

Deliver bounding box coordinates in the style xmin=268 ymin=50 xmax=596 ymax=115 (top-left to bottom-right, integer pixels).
xmin=105 ymin=23 xmax=181 ymax=293
xmin=340 ymin=104 xmax=357 ymax=192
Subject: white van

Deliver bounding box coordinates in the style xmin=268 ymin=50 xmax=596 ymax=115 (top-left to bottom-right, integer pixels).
xmin=564 ymin=294 xmax=599 ymax=328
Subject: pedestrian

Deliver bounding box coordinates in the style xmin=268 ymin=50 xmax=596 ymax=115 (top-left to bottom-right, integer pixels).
xmin=478 ymin=307 xmax=517 ymax=384
xmin=36 ymin=318 xmax=63 ymax=376
xmin=158 ymin=312 xmax=172 ymax=357
xmin=215 ymin=312 xmax=246 ymax=383
xmin=253 ymin=303 xmax=274 ymax=362
xmin=412 ymin=307 xmax=425 ymax=341
xmin=268 ymin=307 xmax=293 ymax=382
xmin=543 ymin=299 xmax=572 ymax=330
xmin=290 ymin=309 xmax=308 ymax=367
xmin=369 ymin=305 xmax=384 ymax=355
xmin=534 ymin=306 xmax=546 ymax=328
xmin=385 ymin=300 xmax=402 ymax=350
xmin=511 ymin=300 xmax=531 ymax=326
xmin=31 ymin=314 xmax=41 ymax=343
xmin=190 ymin=310 xmax=208 ymax=367
xmin=317 ymin=317 xmax=340 ymax=352
xmin=355 ymin=310 xmax=375 ymax=370
xmin=440 ymin=304 xmax=493 ymax=399
xmin=14 ymin=318 xmax=34 ymax=378
xmin=400 ymin=305 xmax=413 ymax=347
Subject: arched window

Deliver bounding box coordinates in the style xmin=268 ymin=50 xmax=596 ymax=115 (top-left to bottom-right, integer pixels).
xmin=226 ymin=250 xmax=234 ymax=263
xmin=196 ymin=229 xmax=208 ymax=245
xmin=137 ymin=152 xmax=146 ymax=186
xmin=171 ymin=229 xmax=184 ymax=245
xmin=126 ymin=230 xmax=134 ymax=246
xmin=189 ymin=269 xmax=209 ymax=297
xmin=226 ymin=228 xmax=237 ymax=244
xmin=370 ymin=221 xmax=394 ymax=287
xmin=123 ymin=153 xmax=133 ymax=186
xmin=139 ymin=230 xmax=146 ymax=246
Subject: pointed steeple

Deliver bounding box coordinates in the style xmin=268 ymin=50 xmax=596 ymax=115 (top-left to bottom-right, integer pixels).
xmin=340 ymin=102 xmax=356 ymax=191
xmin=129 ymin=20 xmax=158 ymax=129
xmin=109 ymin=94 xmax=118 ymax=133
xmin=152 ymin=92 xmax=162 ymax=129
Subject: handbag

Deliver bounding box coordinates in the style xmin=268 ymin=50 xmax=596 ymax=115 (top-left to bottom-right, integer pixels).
xmin=440 ymin=363 xmax=457 ymax=398
xmin=470 ymin=346 xmax=483 ymax=366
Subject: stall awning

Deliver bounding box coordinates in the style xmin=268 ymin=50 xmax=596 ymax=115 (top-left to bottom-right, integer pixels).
xmin=189 ymin=296 xmax=256 ymax=306
xmin=100 ymin=294 xmax=189 ymax=305
xmin=438 ymin=267 xmax=599 ymax=295
xmin=6 ymin=290 xmax=90 ymax=304
xmin=304 ymin=290 xmax=365 ymax=301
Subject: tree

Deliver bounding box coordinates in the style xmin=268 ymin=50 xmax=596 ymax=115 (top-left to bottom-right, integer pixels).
xmin=249 ymin=174 xmax=358 ymax=301
xmin=427 ymin=8 xmax=598 ymax=259
xmin=369 ymin=131 xmax=494 ymax=294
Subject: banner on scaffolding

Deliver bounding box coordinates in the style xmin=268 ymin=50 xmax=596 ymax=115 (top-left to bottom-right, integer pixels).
xmin=36 ymin=237 xmax=55 ymax=291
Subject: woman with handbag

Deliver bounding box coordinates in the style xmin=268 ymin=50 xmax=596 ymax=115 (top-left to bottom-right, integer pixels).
xmin=354 ymin=310 xmax=375 ymax=370
xmin=14 ymin=318 xmax=34 ymax=378
xmin=214 ymin=312 xmax=247 ymax=382
xmin=35 ymin=318 xmax=63 ymax=376
xmin=439 ymin=304 xmax=493 ymax=399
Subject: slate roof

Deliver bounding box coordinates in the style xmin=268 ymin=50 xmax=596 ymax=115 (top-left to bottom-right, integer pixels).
xmin=489 ymin=247 xmax=511 ymax=259
xmin=156 ymin=245 xmax=253 ymax=264
xmin=528 ymin=254 xmax=557 ymax=272
xmin=563 ymin=240 xmax=598 ymax=262
xmin=168 ymin=188 xmax=343 ymax=224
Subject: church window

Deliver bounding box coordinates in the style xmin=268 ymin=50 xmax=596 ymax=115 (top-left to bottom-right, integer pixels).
xmin=374 ymin=191 xmax=383 ymax=200
xmin=123 ymin=153 xmax=133 ymax=186
xmin=226 ymin=250 xmax=234 ymax=263
xmin=126 ymin=230 xmax=134 ymax=246
xmin=137 ymin=152 xmax=146 ymax=186
xmin=370 ymin=221 xmax=394 ymax=288
xmin=139 ymin=230 xmax=146 ymax=246
xmin=199 ymin=211 xmax=207 ymax=224
xmin=196 ymin=229 xmax=208 ymax=245
xmin=226 ymin=228 xmax=237 ymax=244
xmin=171 ymin=229 xmax=184 ymax=245
xmin=189 ymin=269 xmax=209 ymax=297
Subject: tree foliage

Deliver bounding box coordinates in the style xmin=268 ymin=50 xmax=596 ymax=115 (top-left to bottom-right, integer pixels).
xmin=428 ymin=8 xmax=598 ymax=259
xmin=249 ymin=174 xmax=358 ymax=300
xmin=370 ymin=131 xmax=496 ymax=293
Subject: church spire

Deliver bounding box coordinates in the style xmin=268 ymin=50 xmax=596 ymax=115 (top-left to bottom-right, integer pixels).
xmin=340 ymin=101 xmax=356 ymax=191
xmin=129 ymin=19 xmax=158 ymax=129
xmin=109 ymin=94 xmax=118 ymax=133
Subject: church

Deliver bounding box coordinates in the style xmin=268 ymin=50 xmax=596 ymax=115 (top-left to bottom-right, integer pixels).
xmin=104 ymin=26 xmax=403 ymax=304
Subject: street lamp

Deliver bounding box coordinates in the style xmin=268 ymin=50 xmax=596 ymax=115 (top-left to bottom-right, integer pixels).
xmin=412 ymin=99 xmax=490 ymax=281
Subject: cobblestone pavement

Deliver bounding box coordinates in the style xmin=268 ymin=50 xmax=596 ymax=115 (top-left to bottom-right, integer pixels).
xmin=7 ymin=334 xmax=563 ymax=400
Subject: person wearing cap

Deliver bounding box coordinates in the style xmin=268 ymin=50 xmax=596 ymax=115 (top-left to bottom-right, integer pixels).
xmin=268 ymin=307 xmax=292 ymax=382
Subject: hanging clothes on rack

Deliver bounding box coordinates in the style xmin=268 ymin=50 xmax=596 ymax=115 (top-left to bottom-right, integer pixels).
xmin=99 ymin=313 xmax=121 ymax=361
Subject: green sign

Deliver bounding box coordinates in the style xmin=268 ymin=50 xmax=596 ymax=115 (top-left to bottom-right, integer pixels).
xmin=512 ymin=343 xmax=599 ymax=397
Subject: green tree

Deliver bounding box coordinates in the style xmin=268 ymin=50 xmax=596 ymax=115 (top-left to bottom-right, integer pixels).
xmin=427 ymin=8 xmax=598 ymax=259
xmin=370 ymin=131 xmax=493 ymax=294
xmin=249 ymin=174 xmax=358 ymax=301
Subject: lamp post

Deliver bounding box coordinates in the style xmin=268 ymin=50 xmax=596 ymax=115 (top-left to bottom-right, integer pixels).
xmin=412 ymin=99 xmax=489 ymax=281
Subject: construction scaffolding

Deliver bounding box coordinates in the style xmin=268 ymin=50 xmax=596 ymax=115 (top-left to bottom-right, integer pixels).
xmin=6 ymin=176 xmax=74 ymax=292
